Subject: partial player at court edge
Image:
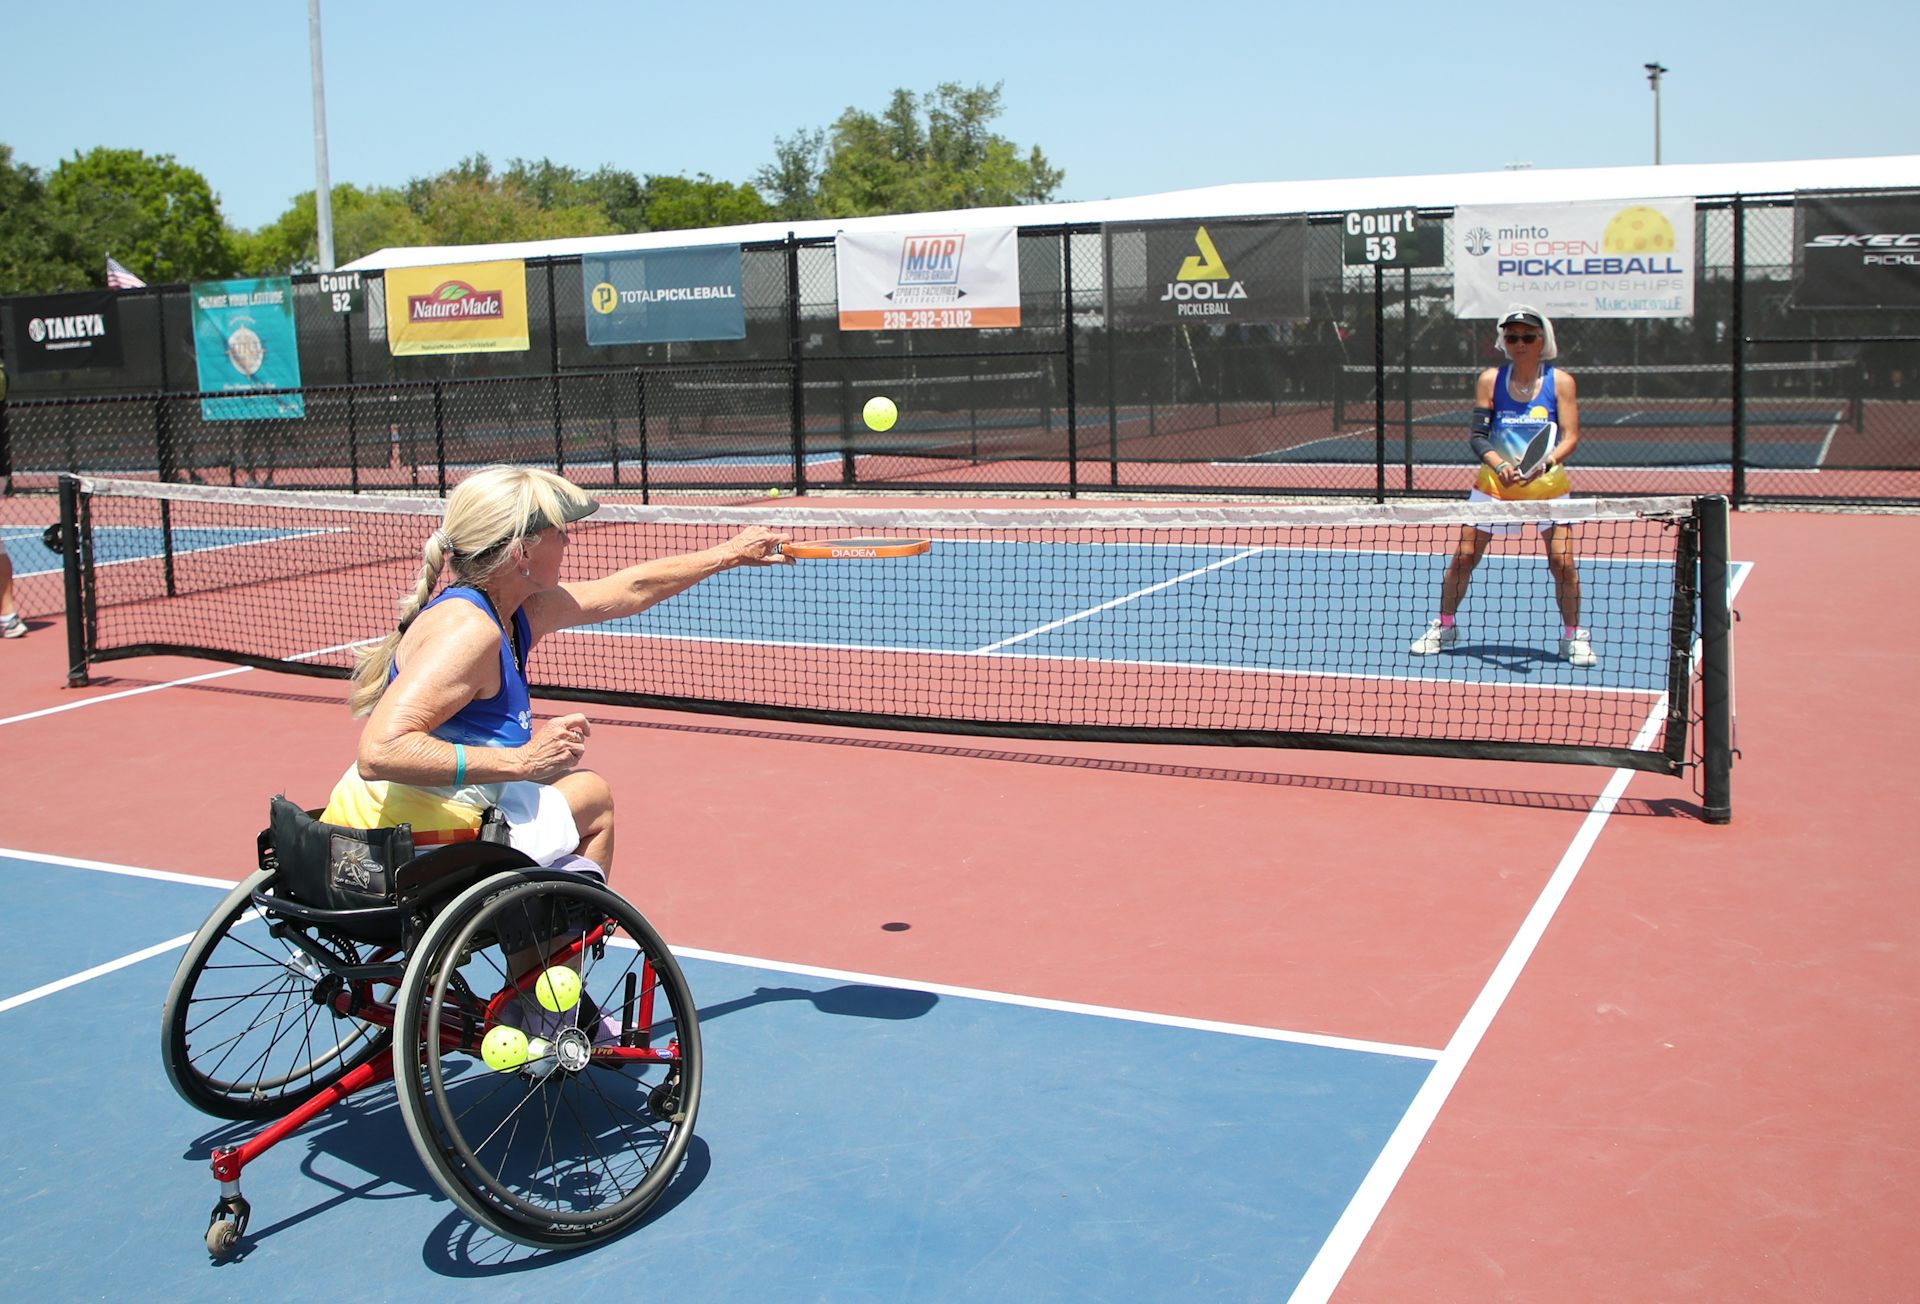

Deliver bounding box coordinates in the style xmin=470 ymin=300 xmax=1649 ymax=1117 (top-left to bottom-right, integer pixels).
xmin=1410 ymin=305 xmax=1596 ymax=668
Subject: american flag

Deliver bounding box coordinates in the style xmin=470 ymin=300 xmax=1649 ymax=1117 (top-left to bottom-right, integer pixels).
xmin=105 ymin=256 xmax=147 ymax=290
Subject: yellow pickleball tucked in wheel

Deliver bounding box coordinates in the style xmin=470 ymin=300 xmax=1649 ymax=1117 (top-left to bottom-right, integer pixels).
xmin=863 ymin=396 xmax=898 ymax=432
xmin=481 ymin=1024 xmax=530 ymax=1071
xmin=534 ymin=966 xmax=582 ymax=1012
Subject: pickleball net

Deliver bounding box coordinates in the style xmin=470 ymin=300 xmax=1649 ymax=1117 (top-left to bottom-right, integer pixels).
xmin=56 ymin=476 xmax=1732 ymax=801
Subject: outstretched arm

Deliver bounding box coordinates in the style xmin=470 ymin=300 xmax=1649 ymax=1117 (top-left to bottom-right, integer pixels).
xmin=524 ymin=525 xmax=792 ymax=638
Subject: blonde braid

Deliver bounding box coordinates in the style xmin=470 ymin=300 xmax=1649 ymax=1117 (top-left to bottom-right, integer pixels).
xmin=347 ymin=533 xmax=450 ymax=717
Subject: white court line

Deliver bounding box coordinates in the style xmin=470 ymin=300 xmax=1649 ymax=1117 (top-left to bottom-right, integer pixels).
xmin=1286 ymin=554 xmax=1754 ymax=1304
xmin=0 ymin=846 xmax=1440 ymax=1062
xmin=0 ymin=637 xmax=371 ymax=728
xmin=973 ymin=547 xmax=1270 ymax=653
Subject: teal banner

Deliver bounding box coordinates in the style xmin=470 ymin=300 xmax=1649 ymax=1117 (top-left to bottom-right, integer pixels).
xmin=189 ymin=277 xmax=304 ymax=419
xmin=583 ymin=246 xmax=745 ymax=345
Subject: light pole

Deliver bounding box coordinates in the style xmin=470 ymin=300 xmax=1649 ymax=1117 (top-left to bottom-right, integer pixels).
xmin=309 ymin=0 xmax=336 ymax=271
xmin=1644 ymin=62 xmax=1668 ymax=165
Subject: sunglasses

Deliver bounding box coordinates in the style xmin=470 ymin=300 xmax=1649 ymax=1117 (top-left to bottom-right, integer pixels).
xmin=1503 ymin=332 xmax=1541 ymax=344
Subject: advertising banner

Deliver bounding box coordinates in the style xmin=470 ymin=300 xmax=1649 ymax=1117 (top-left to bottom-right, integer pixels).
xmin=835 ymin=227 xmax=1021 ymax=331
xmin=583 ymin=246 xmax=746 ymax=345
xmin=1452 ymin=199 xmax=1695 ymax=318
xmin=384 ymin=261 xmax=530 ymax=355
xmin=189 ymin=277 xmax=304 ymax=420
xmin=1792 ymin=191 xmax=1920 ymax=309
xmin=1104 ymin=220 xmax=1309 ymax=326
xmin=5 ymin=290 xmax=124 ymax=373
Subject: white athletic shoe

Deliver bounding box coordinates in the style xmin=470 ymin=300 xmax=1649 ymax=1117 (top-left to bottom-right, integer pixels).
xmin=1560 ymin=628 xmax=1598 ymax=668
xmin=0 ymin=613 xmax=24 ymax=639
xmin=1409 ymin=618 xmax=1457 ymax=655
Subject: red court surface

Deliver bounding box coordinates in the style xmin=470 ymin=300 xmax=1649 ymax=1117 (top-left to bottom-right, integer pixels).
xmin=2 ymin=505 xmax=1916 ymax=1301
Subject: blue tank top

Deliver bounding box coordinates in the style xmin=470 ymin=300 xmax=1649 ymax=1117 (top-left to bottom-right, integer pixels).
xmin=1475 ymin=363 xmax=1569 ymax=501
xmin=389 ymin=586 xmax=534 ymax=747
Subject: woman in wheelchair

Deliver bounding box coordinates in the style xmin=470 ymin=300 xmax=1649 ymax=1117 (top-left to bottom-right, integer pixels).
xmin=165 ymin=465 xmax=789 ymax=1255
xmin=322 ymin=464 xmax=790 ymax=875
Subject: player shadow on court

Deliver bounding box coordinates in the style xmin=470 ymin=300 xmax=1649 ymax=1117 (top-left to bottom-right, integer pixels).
xmin=1439 ymin=640 xmax=1570 ymax=675
xmin=696 ymin=983 xmax=940 ymax=1026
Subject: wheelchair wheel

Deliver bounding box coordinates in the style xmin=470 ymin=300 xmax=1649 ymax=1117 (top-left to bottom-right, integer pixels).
xmin=392 ymin=871 xmax=703 ymax=1249
xmin=161 ymin=867 xmax=392 ymax=1120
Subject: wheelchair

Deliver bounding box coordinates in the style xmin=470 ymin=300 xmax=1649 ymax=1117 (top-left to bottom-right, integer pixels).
xmin=160 ymin=798 xmax=702 ymax=1257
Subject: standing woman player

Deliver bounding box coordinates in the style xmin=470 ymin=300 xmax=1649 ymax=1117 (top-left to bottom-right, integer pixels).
xmin=1409 ymin=305 xmax=1596 ymax=668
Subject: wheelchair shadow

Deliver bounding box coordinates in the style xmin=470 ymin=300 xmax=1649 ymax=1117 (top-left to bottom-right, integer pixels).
xmin=697 ymin=982 xmax=940 ymax=1025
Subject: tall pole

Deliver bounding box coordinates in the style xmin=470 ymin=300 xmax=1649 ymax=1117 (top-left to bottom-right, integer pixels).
xmin=309 ymin=0 xmax=336 ymax=270
xmin=1644 ymin=62 xmax=1668 ymax=166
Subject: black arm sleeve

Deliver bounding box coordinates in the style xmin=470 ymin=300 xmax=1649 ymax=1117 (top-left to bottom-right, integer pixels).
xmin=1467 ymin=406 xmax=1496 ymax=460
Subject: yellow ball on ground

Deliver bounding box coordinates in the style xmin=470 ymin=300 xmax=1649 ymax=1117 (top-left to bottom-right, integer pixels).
xmin=534 ymin=966 xmax=582 ymax=1013
xmin=481 ymin=1024 xmax=530 ymax=1072
xmin=863 ymin=396 xmax=898 ymax=432
xmin=768 ymin=486 xmax=781 ymax=497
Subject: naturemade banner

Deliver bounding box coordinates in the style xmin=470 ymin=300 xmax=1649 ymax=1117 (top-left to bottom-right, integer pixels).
xmin=835 ymin=227 xmax=1020 ymax=331
xmin=583 ymin=246 xmax=746 ymax=345
xmin=5 ymin=290 xmax=123 ymax=373
xmin=1452 ymin=199 xmax=1696 ymax=319
xmin=384 ymin=261 xmax=529 ymax=356
xmin=1792 ymin=191 xmax=1920 ymax=309
xmin=189 ymin=277 xmax=304 ymax=420
xmin=1103 ymin=220 xmax=1309 ymax=326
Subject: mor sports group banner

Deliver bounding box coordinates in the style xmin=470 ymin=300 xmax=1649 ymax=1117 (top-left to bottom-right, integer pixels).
xmin=835 ymin=228 xmax=1021 ymax=331
xmin=383 ymin=261 xmax=530 ymax=356
xmin=1792 ymin=191 xmax=1920 ymax=309
xmin=583 ymin=246 xmax=746 ymax=345
xmin=1452 ymin=199 xmax=1696 ymax=319
xmin=1104 ymin=220 xmax=1309 ymax=327
xmin=189 ymin=277 xmax=304 ymax=420
xmin=4 ymin=290 xmax=124 ymax=373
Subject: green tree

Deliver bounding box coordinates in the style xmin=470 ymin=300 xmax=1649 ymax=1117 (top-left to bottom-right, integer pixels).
xmin=0 ymin=144 xmax=82 ymax=293
xmin=779 ymin=82 xmax=1063 ymax=219
xmin=45 ymin=147 xmax=237 ymax=286
xmin=638 ymin=173 xmax=773 ymax=232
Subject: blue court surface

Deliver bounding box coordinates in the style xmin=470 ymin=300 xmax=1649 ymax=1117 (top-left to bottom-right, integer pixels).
xmin=0 ymin=854 xmax=1434 ymax=1298
xmin=1259 ymin=431 xmax=1831 ymax=470
xmin=4 ymin=523 xmax=328 ymax=580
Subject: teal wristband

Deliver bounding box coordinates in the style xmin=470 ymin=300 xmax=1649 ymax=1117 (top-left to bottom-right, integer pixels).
xmin=452 ymin=743 xmax=466 ymax=788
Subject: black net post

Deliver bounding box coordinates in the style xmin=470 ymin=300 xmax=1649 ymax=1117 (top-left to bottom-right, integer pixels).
xmin=59 ymin=474 xmax=88 ymax=686
xmin=1697 ymin=494 xmax=1734 ymax=823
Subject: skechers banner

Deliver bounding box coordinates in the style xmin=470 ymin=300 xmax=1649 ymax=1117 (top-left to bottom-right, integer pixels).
xmin=1103 ymin=220 xmax=1309 ymax=326
xmin=1791 ymin=192 xmax=1920 ymax=309
xmin=384 ymin=261 xmax=529 ymax=356
xmin=583 ymin=246 xmax=746 ymax=345
xmin=5 ymin=290 xmax=123 ymax=373
xmin=1452 ymin=199 xmax=1696 ymax=319
xmin=189 ymin=277 xmax=304 ymax=420
xmin=835 ymin=227 xmax=1021 ymax=331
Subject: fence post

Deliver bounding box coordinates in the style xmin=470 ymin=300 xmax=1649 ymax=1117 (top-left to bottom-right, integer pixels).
xmin=433 ymin=381 xmax=447 ymax=496
xmin=1064 ymin=230 xmax=1078 ymax=498
xmin=785 ymin=233 xmax=806 ymax=495
xmin=1730 ymin=196 xmax=1747 ymax=507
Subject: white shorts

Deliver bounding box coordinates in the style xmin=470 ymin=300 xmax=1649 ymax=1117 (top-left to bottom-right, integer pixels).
xmin=1465 ymin=490 xmax=1580 ymax=536
xmin=496 ymin=780 xmax=584 ymax=866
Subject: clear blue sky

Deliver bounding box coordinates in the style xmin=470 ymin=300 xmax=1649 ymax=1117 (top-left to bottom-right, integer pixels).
xmin=4 ymin=0 xmax=1915 ymax=232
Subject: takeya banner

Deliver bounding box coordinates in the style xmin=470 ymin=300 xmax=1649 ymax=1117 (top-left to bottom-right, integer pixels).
xmin=189 ymin=277 xmax=304 ymax=420
xmin=383 ymin=260 xmax=530 ymax=355
xmin=1103 ymin=219 xmax=1310 ymax=326
xmin=1452 ymin=198 xmax=1696 ymax=319
xmin=835 ymin=227 xmax=1021 ymax=331
xmin=583 ymin=246 xmax=746 ymax=345
xmin=4 ymin=289 xmax=124 ymax=373
xmin=1792 ymin=191 xmax=1920 ymax=309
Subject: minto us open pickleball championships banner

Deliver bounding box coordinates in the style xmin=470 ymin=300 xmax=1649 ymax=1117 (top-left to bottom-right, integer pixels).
xmin=583 ymin=246 xmax=746 ymax=345
xmin=835 ymin=228 xmax=1021 ymax=331
xmin=1452 ymin=199 xmax=1696 ymax=319
xmin=384 ymin=261 xmax=530 ymax=356
xmin=190 ymin=277 xmax=304 ymax=420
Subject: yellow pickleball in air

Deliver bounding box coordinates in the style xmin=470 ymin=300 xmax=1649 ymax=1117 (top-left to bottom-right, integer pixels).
xmin=1602 ymin=206 xmax=1677 ymax=254
xmin=863 ymin=396 xmax=898 ymax=432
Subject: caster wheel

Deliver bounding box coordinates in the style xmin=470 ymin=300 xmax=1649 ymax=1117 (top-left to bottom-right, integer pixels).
xmin=206 ymin=1220 xmax=240 ymax=1257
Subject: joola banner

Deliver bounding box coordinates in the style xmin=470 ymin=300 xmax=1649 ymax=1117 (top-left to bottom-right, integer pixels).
xmin=5 ymin=290 xmax=124 ymax=373
xmin=1452 ymin=199 xmax=1695 ymax=318
xmin=384 ymin=261 xmax=530 ymax=356
xmin=1103 ymin=220 xmax=1309 ymax=327
xmin=835 ymin=227 xmax=1021 ymax=331
xmin=1792 ymin=192 xmax=1920 ymax=309
xmin=189 ymin=277 xmax=304 ymax=420
xmin=583 ymin=246 xmax=746 ymax=345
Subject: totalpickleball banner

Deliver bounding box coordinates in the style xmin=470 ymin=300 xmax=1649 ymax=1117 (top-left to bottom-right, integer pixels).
xmin=1452 ymin=199 xmax=1696 ymax=319
xmin=189 ymin=277 xmax=304 ymax=420
xmin=583 ymin=246 xmax=746 ymax=345
xmin=835 ymin=227 xmax=1021 ymax=331
xmin=384 ymin=260 xmax=530 ymax=356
